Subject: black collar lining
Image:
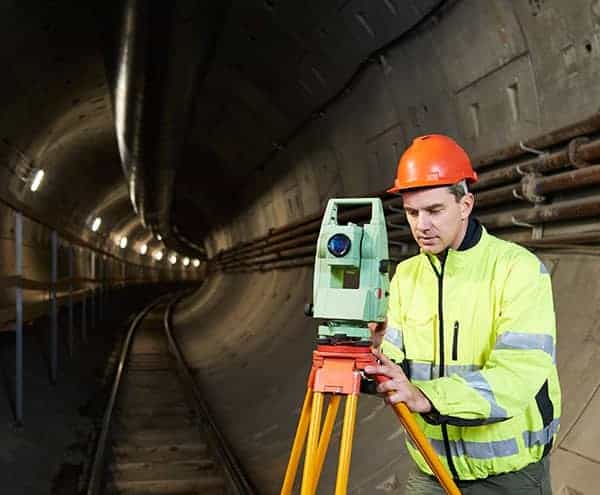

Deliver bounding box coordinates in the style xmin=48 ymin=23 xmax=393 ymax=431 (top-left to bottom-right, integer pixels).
xmin=457 ymin=217 xmax=482 ymax=251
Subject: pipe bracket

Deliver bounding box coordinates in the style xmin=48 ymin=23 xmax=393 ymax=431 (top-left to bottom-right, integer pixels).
xmin=511 ymin=216 xmax=535 ymax=228
xmin=520 ymin=173 xmax=546 ymax=204
xmin=568 ymin=137 xmax=591 ymax=168
xmin=512 ymin=188 xmax=525 ymax=200
xmin=519 ymin=141 xmax=547 ymax=156
xmin=511 ymin=215 xmax=544 ymax=240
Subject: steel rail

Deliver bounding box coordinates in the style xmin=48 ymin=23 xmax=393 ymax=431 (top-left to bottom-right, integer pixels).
xmin=164 ymin=294 xmax=257 ymax=495
xmin=85 ymin=292 xmax=175 ymax=495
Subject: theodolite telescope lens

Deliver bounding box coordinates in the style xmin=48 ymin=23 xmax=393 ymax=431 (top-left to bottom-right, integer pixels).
xmin=327 ymin=234 xmax=352 ymax=257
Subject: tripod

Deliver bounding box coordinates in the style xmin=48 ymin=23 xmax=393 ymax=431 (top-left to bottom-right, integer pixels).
xmin=280 ymin=344 xmax=461 ymax=495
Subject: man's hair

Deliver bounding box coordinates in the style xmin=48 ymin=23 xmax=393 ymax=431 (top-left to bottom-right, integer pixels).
xmin=447 ymin=180 xmax=468 ymax=202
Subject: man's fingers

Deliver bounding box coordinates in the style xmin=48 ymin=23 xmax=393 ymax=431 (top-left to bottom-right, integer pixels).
xmin=363 ymin=364 xmax=388 ymax=376
xmin=367 ymin=320 xmax=386 ymax=333
xmin=385 ymin=391 xmax=407 ymax=405
xmin=377 ymin=352 xmax=396 ymax=367
xmin=376 ymin=379 xmax=400 ymax=394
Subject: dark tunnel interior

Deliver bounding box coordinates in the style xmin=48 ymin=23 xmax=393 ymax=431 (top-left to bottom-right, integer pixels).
xmin=1 ymin=1 xmax=600 ymax=493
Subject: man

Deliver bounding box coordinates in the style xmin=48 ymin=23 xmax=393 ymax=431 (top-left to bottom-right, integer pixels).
xmin=365 ymin=134 xmax=561 ymax=494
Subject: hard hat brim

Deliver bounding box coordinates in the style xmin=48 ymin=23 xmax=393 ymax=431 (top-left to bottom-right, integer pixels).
xmin=387 ymin=177 xmax=474 ymax=194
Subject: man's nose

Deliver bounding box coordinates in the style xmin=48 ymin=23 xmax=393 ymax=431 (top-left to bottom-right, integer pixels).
xmin=416 ymin=211 xmax=432 ymax=231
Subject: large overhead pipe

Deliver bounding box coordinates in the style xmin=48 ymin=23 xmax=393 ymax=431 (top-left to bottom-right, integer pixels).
xmin=214 ymin=196 xmax=403 ymax=263
xmin=472 ymin=137 xmax=600 ymax=192
xmin=480 ymin=196 xmax=600 ymax=230
xmin=214 ymin=120 xmax=600 ymax=272
xmin=473 ymin=112 xmax=600 ymax=169
xmin=104 ymin=0 xmax=229 ymax=257
xmin=476 ymin=163 xmax=600 ymax=209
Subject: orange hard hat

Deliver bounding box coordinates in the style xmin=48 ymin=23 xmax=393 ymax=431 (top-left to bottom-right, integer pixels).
xmin=387 ymin=134 xmax=478 ymax=193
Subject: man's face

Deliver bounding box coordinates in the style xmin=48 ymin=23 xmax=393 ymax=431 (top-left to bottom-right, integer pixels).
xmin=402 ymin=186 xmax=474 ymax=254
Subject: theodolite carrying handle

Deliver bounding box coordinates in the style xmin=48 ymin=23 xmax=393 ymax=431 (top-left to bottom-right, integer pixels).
xmin=375 ymin=375 xmax=462 ymax=495
xmin=321 ymin=197 xmax=386 ymax=226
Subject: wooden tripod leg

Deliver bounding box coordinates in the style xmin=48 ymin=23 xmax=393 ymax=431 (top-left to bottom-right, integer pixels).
xmin=280 ymin=387 xmax=314 ymax=495
xmin=300 ymin=391 xmax=324 ymax=495
xmin=334 ymin=393 xmax=359 ymax=495
xmin=310 ymin=394 xmax=342 ymax=493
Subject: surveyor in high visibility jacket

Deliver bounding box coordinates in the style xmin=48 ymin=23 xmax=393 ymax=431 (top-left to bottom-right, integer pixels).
xmin=365 ymin=134 xmax=561 ymax=494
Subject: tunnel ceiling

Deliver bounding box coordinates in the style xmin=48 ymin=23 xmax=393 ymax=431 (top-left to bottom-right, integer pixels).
xmin=102 ymin=0 xmax=444 ymax=255
xmin=9 ymin=0 xmax=597 ymax=261
xmin=188 ymin=0 xmax=443 ymax=184
xmin=0 ymin=0 xmax=444 ymax=259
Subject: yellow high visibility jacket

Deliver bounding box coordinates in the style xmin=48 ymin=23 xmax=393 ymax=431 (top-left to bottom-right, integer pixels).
xmin=381 ymin=222 xmax=561 ymax=480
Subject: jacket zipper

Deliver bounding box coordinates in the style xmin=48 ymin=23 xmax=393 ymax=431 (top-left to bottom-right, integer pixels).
xmin=452 ymin=321 xmax=459 ymax=361
xmin=428 ymin=255 xmax=460 ymax=481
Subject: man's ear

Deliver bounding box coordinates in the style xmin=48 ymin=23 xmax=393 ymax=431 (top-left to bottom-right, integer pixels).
xmin=461 ymin=192 xmax=475 ymax=220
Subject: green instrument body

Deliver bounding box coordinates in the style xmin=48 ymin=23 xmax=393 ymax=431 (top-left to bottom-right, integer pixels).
xmin=312 ymin=198 xmax=391 ymax=344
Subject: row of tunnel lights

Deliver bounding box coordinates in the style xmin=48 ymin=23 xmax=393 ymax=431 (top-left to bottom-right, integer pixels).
xmin=27 ymin=172 xmax=201 ymax=268
xmin=90 ymin=216 xmax=201 ymax=268
xmin=27 ymin=174 xmax=201 ymax=268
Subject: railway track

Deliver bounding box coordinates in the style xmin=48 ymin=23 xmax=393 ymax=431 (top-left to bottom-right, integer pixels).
xmin=86 ymin=293 xmax=255 ymax=495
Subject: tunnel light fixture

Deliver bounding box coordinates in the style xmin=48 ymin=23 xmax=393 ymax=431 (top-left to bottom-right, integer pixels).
xmin=91 ymin=217 xmax=102 ymax=232
xmin=192 ymin=258 xmax=200 ymax=268
xmin=182 ymin=257 xmax=190 ymax=267
xmin=169 ymin=254 xmax=177 ymax=265
xmin=30 ymin=169 xmax=45 ymax=192
xmin=119 ymin=236 xmax=128 ymax=249
xmin=156 ymin=234 xmax=162 ymax=241
xmin=139 ymin=243 xmax=148 ymax=255
xmin=152 ymin=250 xmax=163 ymax=261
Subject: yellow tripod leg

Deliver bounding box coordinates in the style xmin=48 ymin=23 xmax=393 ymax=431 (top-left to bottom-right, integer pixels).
xmin=280 ymin=387 xmax=314 ymax=495
xmin=334 ymin=393 xmax=359 ymax=495
xmin=389 ymin=401 xmax=461 ymax=495
xmin=300 ymin=391 xmax=324 ymax=495
xmin=310 ymin=394 xmax=341 ymax=493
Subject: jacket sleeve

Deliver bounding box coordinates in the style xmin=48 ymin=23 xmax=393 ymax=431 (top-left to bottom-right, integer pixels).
xmin=381 ymin=270 xmax=406 ymax=363
xmin=416 ymin=252 xmax=556 ymax=425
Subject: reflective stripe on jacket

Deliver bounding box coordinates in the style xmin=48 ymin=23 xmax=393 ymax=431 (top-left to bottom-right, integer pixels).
xmin=381 ymin=225 xmax=561 ymax=480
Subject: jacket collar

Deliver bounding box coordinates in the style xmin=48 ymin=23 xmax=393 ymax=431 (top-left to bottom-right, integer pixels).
xmin=457 ymin=217 xmax=483 ymax=251
xmin=424 ymin=217 xmax=486 ymax=273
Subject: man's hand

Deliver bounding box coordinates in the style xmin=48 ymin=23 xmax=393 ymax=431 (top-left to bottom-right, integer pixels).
xmin=364 ymin=351 xmax=432 ymax=414
xmin=367 ymin=319 xmax=387 ymax=350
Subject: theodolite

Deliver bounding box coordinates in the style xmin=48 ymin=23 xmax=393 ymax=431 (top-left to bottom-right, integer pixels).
xmin=311 ymin=198 xmax=390 ymax=345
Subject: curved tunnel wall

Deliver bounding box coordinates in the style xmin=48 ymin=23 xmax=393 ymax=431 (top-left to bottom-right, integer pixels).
xmin=173 ymin=2 xmax=600 ymax=494
xmin=208 ymin=0 xmax=600 ymax=254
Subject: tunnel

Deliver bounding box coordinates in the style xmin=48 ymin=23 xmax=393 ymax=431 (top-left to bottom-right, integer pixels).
xmin=1 ymin=1 xmax=600 ymax=494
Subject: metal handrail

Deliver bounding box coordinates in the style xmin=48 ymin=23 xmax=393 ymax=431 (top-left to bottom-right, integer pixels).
xmin=164 ymin=293 xmax=257 ymax=495
xmin=0 ymin=194 xmax=159 ymax=274
xmin=0 ymin=275 xmax=157 ymax=291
